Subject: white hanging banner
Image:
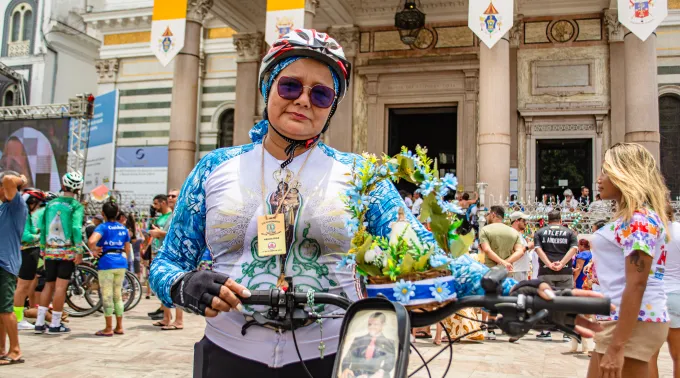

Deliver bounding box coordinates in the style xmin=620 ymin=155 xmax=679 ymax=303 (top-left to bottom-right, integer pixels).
xmin=468 ymin=0 xmax=514 ymax=48
xmin=150 ymin=0 xmax=187 ymax=66
xmin=618 ymin=0 xmax=668 ymax=41
xmin=265 ymin=0 xmax=305 ymax=46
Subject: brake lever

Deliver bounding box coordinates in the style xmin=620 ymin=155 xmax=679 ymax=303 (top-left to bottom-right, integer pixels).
xmin=496 ymin=309 xmax=550 ymax=338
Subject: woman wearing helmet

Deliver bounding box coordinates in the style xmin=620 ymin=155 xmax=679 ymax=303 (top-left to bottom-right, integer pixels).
xmin=13 ymin=189 xmax=46 ymax=330
xmin=34 ymin=172 xmax=85 ymax=334
xmin=150 ymin=29 xmax=601 ymax=377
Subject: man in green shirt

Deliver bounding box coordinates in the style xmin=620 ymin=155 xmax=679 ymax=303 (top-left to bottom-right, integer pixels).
xmin=148 ymin=192 xmax=183 ymax=330
xmin=14 ymin=189 xmax=46 ymax=331
xmin=478 ymin=205 xmax=524 ymax=340
xmin=34 ymin=172 xmax=84 ymax=335
xmin=479 ymin=206 xmax=524 ymax=270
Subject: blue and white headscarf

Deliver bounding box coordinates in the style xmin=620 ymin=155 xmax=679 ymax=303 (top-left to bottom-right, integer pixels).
xmin=249 ymin=56 xmax=340 ymax=144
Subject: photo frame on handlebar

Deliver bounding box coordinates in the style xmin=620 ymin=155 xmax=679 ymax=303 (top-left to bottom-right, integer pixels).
xmin=332 ymin=297 xmax=410 ymax=378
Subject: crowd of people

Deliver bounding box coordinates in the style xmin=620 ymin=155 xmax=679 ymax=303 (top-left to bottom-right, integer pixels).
xmin=0 ymin=168 xmax=196 ymax=366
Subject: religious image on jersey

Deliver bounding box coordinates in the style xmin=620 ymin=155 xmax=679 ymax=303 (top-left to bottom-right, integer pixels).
xmin=46 ymin=211 xmax=69 ymax=247
xmin=267 ymin=167 xmax=303 ymax=251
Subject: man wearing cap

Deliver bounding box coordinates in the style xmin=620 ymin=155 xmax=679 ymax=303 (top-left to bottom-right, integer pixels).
xmin=560 ymin=189 xmax=579 ymax=212
xmin=509 ymin=211 xmax=533 ymax=281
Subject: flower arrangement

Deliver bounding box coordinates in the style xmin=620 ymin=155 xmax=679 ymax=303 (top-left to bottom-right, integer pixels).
xmin=339 ymin=146 xmax=470 ymax=306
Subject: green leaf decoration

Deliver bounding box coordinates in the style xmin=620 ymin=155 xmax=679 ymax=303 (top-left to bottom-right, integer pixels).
xmin=357 ymin=262 xmax=383 ymax=277
xmin=449 ymin=230 xmax=476 ymax=258
xmin=414 ymin=252 xmax=431 ymax=271
xmin=354 ymin=235 xmax=373 ymax=265
xmin=400 ymin=253 xmax=415 ymax=274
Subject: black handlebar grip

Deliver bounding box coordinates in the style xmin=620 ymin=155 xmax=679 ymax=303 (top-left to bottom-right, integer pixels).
xmin=240 ymin=289 xmax=279 ymax=306
xmin=532 ymin=296 xmax=611 ymax=316
xmin=481 ymin=267 xmax=509 ymax=294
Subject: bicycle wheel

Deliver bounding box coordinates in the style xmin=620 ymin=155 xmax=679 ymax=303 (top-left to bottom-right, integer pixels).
xmin=123 ymin=271 xmax=142 ymax=311
xmin=65 ymin=265 xmax=102 ymax=317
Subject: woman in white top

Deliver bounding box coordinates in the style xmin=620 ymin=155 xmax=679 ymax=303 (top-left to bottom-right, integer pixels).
xmin=589 ymin=143 xmax=671 ymax=378
xmin=650 ymin=205 xmax=680 ymax=378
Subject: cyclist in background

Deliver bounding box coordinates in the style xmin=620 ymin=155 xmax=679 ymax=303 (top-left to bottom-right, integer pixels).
xmin=13 ymin=189 xmax=46 ymax=331
xmin=34 ymin=172 xmax=84 ymax=335
xmin=88 ymin=200 xmax=131 ymax=336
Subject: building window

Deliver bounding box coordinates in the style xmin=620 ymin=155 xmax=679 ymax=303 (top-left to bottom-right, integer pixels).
xmin=6 ymin=3 xmax=33 ymax=57
xmin=218 ymin=108 xmax=235 ymax=148
xmin=3 ymin=86 xmax=16 ymax=106
xmin=660 ymin=94 xmax=680 ymax=198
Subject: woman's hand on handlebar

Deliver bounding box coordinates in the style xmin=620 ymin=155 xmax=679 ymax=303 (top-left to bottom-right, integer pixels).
xmin=535 ymin=283 xmax=609 ymax=338
xmin=205 ymin=277 xmax=252 ymax=317
xmin=170 ymin=270 xmax=252 ymax=317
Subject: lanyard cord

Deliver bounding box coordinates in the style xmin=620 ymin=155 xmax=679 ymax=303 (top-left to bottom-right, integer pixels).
xmin=260 ymin=135 xmax=317 ymax=281
xmin=268 ymin=124 xmax=320 ymax=169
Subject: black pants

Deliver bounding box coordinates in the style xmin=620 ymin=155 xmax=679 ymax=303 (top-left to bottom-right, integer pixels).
xmin=194 ymin=336 xmax=335 ymax=378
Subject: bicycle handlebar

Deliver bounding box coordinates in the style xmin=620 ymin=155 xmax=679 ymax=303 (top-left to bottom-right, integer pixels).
xmin=240 ymin=288 xmax=610 ymax=328
xmin=242 ymin=288 xmax=353 ymax=310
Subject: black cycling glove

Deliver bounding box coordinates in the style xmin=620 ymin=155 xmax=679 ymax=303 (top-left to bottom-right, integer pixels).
xmin=170 ymin=270 xmax=230 ymax=316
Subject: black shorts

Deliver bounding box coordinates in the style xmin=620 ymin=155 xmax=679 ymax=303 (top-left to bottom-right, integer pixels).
xmin=44 ymin=260 xmax=75 ymax=282
xmin=18 ymin=247 xmax=41 ymax=280
xmin=194 ymin=336 xmax=335 ymax=378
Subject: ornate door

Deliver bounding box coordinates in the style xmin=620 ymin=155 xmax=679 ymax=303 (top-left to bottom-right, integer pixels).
xmin=660 ymin=95 xmax=680 ymax=198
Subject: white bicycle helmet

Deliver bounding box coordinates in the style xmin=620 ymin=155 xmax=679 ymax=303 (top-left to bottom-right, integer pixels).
xmin=259 ymin=28 xmax=351 ymax=101
xmin=62 ymin=171 xmax=84 ymax=192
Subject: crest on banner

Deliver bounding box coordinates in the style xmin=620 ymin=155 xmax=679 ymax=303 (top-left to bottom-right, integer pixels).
xmin=618 ymin=0 xmax=667 ymax=41
xmin=276 ymin=16 xmax=295 ymax=38
xmin=160 ymin=27 xmax=174 ymax=53
xmin=468 ymin=0 xmax=514 ymax=48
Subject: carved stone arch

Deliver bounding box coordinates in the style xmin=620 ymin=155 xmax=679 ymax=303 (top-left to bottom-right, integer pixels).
xmin=212 ymin=101 xmax=236 ymax=148
xmin=2 ymin=0 xmax=37 ymax=57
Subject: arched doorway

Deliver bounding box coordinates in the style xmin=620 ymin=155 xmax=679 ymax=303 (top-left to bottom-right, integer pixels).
xmin=217 ymin=108 xmax=234 ymax=148
xmin=660 ymin=94 xmax=680 ymax=198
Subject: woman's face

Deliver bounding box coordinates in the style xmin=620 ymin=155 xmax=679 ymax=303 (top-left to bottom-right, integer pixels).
xmin=1 ymin=139 xmax=33 ymax=186
xmin=597 ymin=170 xmax=622 ymax=201
xmin=266 ymin=59 xmax=334 ymax=141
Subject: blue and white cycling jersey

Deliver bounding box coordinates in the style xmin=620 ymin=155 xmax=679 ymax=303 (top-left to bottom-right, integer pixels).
xmin=150 ymin=135 xmax=515 ymax=367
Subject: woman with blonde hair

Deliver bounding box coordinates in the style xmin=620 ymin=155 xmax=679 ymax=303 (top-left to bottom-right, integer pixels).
xmin=588 ymin=143 xmax=670 ymax=378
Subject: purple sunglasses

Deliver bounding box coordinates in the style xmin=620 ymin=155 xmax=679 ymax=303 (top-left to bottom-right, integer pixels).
xmin=276 ymin=76 xmax=336 ymax=109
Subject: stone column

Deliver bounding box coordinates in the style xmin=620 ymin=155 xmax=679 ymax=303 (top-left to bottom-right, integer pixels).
xmin=326 ymin=26 xmax=358 ymax=152
xmin=478 ymin=39 xmax=511 ymax=203
xmin=233 ymin=32 xmax=264 ymax=146
xmin=304 ymin=0 xmax=319 ymax=27
xmin=624 ymin=32 xmax=660 ymax=160
xmin=605 ymin=9 xmax=626 ymax=146
xmin=167 ymin=0 xmax=212 ymax=191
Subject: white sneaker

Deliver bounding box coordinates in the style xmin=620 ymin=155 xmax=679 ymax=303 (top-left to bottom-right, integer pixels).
xmin=17 ymin=320 xmax=35 ymax=330
xmin=485 ymin=330 xmax=496 ymax=340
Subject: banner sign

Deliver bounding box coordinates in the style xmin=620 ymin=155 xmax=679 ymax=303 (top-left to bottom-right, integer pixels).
xmin=468 ymin=0 xmax=514 ymax=48
xmin=618 ymin=0 xmax=668 ymax=41
xmin=83 ymin=90 xmax=119 ymax=193
xmin=265 ymin=0 xmax=305 ymax=46
xmin=114 ymin=146 xmax=168 ymax=209
xmin=151 ymin=0 xmax=187 ymax=66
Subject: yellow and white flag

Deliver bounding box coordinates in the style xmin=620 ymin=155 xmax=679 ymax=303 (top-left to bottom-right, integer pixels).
xmin=265 ymin=0 xmax=305 ymax=46
xmin=150 ymin=0 xmax=187 ymax=66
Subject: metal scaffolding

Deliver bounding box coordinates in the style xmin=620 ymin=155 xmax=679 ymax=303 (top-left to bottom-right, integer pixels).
xmin=0 ymin=94 xmax=92 ymax=175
